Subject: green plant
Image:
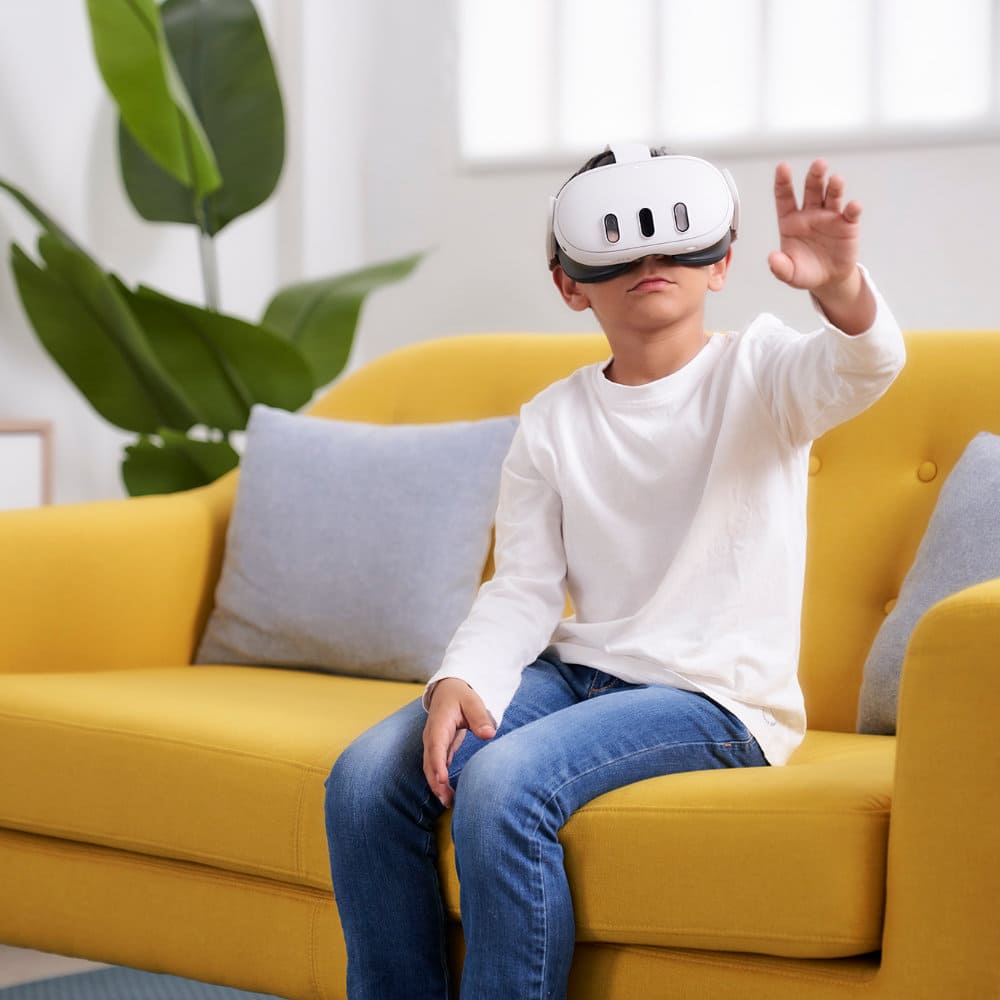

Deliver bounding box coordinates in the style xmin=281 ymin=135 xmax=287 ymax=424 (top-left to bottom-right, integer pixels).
xmin=0 ymin=0 xmax=421 ymax=496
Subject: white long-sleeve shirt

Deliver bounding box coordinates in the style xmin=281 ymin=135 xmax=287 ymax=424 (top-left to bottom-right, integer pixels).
xmin=423 ymin=267 xmax=906 ymax=765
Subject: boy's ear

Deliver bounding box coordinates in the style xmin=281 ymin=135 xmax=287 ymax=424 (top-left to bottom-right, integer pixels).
xmin=551 ymin=265 xmax=593 ymax=312
xmin=707 ymin=247 xmax=733 ymax=292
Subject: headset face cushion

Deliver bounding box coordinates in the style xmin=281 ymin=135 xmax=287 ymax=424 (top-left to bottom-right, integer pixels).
xmin=555 ymin=232 xmax=733 ymax=283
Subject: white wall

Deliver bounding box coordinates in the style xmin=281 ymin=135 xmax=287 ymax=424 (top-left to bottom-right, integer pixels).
xmin=0 ymin=2 xmax=997 ymax=506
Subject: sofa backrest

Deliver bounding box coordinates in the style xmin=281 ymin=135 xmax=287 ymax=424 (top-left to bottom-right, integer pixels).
xmin=307 ymin=330 xmax=1000 ymax=733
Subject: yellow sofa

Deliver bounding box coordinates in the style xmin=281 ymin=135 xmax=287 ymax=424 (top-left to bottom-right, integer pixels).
xmin=1 ymin=331 xmax=998 ymax=1000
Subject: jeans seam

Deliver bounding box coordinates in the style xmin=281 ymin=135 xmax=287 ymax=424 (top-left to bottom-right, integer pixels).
xmin=415 ymin=786 xmax=450 ymax=999
xmin=588 ymin=684 xmax=619 ymax=696
xmin=532 ymin=835 xmax=549 ymax=1000
xmin=586 ymin=672 xmax=631 ymax=698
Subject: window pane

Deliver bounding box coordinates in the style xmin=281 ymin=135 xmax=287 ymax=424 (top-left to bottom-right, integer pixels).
xmin=456 ymin=0 xmax=998 ymax=162
xmin=879 ymin=0 xmax=991 ymax=124
xmin=458 ymin=0 xmax=550 ymax=159
xmin=657 ymin=0 xmax=762 ymax=143
xmin=558 ymin=0 xmax=654 ymax=153
xmin=766 ymin=0 xmax=871 ymax=131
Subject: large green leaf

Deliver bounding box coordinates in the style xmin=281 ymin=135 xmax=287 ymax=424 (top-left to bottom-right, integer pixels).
xmin=86 ymin=0 xmax=221 ymax=198
xmin=122 ymin=429 xmax=239 ymax=496
xmin=262 ymin=253 xmax=424 ymax=388
xmin=10 ymin=237 xmax=199 ymax=433
xmin=118 ymin=0 xmax=284 ymax=235
xmin=118 ymin=283 xmax=314 ymax=431
xmin=0 ymin=178 xmax=85 ymax=254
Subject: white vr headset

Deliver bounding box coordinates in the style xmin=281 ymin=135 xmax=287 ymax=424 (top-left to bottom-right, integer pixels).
xmin=547 ymin=142 xmax=740 ymax=283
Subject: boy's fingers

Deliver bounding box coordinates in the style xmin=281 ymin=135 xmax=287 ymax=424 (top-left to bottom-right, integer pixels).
xmin=423 ymin=717 xmax=458 ymax=804
xmin=773 ymin=162 xmax=798 ymax=218
xmin=461 ymin=694 xmax=497 ymax=741
xmin=824 ymin=174 xmax=845 ymax=214
xmin=843 ymin=200 xmax=863 ymax=224
xmin=446 ymin=728 xmax=466 ymax=767
xmin=802 ymin=159 xmax=827 ymax=210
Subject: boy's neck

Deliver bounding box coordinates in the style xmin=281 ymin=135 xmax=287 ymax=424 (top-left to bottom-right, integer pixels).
xmin=603 ymin=324 xmax=711 ymax=386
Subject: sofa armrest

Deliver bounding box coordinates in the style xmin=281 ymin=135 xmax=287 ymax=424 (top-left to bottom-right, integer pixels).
xmin=881 ymin=576 xmax=1000 ymax=995
xmin=0 ymin=475 xmax=236 ymax=674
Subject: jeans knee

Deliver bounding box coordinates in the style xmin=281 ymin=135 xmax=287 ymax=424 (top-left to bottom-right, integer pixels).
xmin=452 ymin=743 xmax=530 ymax=856
xmin=326 ymin=707 xmax=434 ymax=840
xmin=326 ymin=728 xmax=401 ymax=823
xmin=324 ymin=739 xmax=372 ymax=832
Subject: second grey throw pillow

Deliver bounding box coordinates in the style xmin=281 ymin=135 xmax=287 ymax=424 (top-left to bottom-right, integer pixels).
xmin=856 ymin=431 xmax=1000 ymax=734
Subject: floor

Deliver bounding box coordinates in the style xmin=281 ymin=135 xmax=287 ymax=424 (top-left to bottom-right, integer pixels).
xmin=0 ymin=945 xmax=107 ymax=988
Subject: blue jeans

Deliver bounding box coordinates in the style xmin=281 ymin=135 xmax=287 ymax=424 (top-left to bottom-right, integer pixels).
xmin=324 ymin=648 xmax=768 ymax=1000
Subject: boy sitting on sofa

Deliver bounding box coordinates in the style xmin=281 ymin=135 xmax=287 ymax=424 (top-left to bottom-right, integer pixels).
xmin=325 ymin=144 xmax=907 ymax=1000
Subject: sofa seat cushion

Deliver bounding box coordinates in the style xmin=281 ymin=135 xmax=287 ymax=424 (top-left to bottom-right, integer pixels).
xmin=438 ymin=729 xmax=893 ymax=959
xmin=0 ymin=667 xmax=892 ymax=959
xmin=0 ymin=666 xmax=414 ymax=891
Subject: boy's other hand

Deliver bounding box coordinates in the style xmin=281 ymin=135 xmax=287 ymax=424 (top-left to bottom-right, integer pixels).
xmin=768 ymin=159 xmax=862 ymax=296
xmin=423 ymin=677 xmax=496 ymax=809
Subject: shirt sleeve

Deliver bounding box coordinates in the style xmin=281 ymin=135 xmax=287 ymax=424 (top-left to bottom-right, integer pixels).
xmin=422 ymin=410 xmax=568 ymax=727
xmin=748 ymin=264 xmax=907 ymax=449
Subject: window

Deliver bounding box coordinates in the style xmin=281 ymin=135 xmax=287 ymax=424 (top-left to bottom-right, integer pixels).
xmin=457 ymin=0 xmax=999 ymax=163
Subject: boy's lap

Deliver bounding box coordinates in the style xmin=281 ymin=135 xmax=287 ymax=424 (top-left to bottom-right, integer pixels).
xmin=337 ymin=656 xmax=766 ymax=802
xmin=448 ymin=663 xmax=766 ymax=801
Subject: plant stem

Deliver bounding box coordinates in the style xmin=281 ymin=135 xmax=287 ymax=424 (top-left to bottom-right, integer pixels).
xmin=192 ymin=193 xmax=220 ymax=311
xmin=198 ymin=230 xmax=221 ymax=312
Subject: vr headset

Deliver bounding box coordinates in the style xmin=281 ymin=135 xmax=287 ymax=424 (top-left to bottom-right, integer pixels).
xmin=547 ymin=142 xmax=740 ymax=283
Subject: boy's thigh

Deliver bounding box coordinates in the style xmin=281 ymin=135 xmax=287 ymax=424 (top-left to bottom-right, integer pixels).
xmin=453 ymin=684 xmax=768 ymax=822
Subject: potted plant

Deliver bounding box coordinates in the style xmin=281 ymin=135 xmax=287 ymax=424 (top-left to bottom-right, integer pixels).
xmin=0 ymin=0 xmax=422 ymax=496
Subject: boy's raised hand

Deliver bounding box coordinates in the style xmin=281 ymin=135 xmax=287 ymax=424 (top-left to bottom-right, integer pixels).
xmin=768 ymin=159 xmax=861 ymax=294
xmin=423 ymin=677 xmax=496 ymax=809
xmin=768 ymin=159 xmax=875 ymax=335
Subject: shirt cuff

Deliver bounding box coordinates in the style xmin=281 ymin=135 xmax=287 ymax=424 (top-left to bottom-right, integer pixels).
xmin=808 ymin=264 xmax=906 ymax=380
xmin=421 ymin=673 xmax=499 ymax=727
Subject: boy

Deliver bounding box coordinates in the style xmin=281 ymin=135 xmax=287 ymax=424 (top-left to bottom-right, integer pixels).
xmin=325 ymin=145 xmax=906 ymax=1000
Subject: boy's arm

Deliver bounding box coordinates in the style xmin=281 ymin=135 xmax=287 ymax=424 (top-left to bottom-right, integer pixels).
xmin=749 ymin=264 xmax=905 ymax=448
xmin=422 ymin=416 xmax=568 ymax=726
xmin=749 ymin=160 xmax=907 ymax=447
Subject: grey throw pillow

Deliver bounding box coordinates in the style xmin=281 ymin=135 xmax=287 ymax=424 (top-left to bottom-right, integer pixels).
xmin=195 ymin=403 xmax=519 ymax=682
xmin=856 ymin=431 xmax=1000 ymax=734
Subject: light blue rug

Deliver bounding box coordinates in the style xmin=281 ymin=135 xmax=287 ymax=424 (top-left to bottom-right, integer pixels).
xmin=0 ymin=967 xmax=284 ymax=999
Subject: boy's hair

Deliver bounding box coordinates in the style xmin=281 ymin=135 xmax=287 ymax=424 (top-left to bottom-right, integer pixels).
xmin=567 ymin=144 xmax=670 ymax=183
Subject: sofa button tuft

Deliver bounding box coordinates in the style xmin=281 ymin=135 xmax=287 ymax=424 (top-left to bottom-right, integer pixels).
xmin=809 ymin=454 xmax=821 ymax=476
xmin=917 ymin=461 xmax=937 ymax=482
xmin=884 ymin=598 xmax=897 ymax=615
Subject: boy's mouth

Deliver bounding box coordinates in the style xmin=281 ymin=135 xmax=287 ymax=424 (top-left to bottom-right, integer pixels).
xmin=628 ymin=275 xmax=676 ymax=292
